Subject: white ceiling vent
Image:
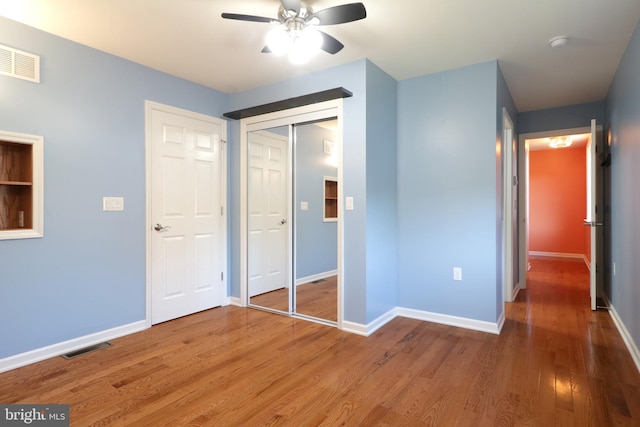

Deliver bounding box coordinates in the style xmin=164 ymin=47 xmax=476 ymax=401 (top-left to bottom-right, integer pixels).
xmin=0 ymin=44 xmax=40 ymax=83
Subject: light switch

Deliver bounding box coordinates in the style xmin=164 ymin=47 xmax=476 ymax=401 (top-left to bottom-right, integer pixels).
xmin=103 ymin=197 xmax=124 ymax=211
xmin=453 ymin=267 xmax=462 ymax=281
xmin=346 ymin=197 xmax=354 ymax=211
xmin=300 ymin=201 xmax=309 ymax=211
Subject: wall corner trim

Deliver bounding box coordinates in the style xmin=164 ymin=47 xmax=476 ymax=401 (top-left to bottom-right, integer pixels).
xmin=342 ymin=308 xmax=398 ymax=336
xmin=0 ymin=321 xmax=147 ymax=374
xmin=228 ymin=297 xmax=242 ymax=307
xmin=609 ymin=304 xmax=640 ymax=374
xmin=396 ymin=307 xmax=502 ymax=335
xmin=342 ymin=307 xmax=502 ymax=337
xmin=496 ymin=312 xmax=506 ymax=333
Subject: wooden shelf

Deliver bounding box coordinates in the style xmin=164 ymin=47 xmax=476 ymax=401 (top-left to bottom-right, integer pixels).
xmin=324 ymin=177 xmax=338 ymax=221
xmin=0 ymin=132 xmax=42 ymax=238
xmin=0 ymin=181 xmax=32 ymax=186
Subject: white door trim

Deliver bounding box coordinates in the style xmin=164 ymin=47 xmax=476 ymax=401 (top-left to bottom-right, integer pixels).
xmin=144 ymin=101 xmax=228 ymax=328
xmin=239 ymin=99 xmax=344 ymax=329
xmin=502 ymin=108 xmax=516 ymax=302
xmin=517 ymin=125 xmax=598 ymax=291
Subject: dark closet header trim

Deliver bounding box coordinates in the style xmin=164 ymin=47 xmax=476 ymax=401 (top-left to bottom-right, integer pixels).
xmin=223 ymin=87 xmax=352 ymax=120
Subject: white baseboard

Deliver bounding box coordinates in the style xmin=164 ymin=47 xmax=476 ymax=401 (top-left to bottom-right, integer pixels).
xmin=529 ymin=251 xmax=589 ymax=268
xmin=496 ymin=312 xmax=506 ymax=333
xmin=396 ymin=307 xmax=502 ymax=335
xmin=608 ymin=304 xmax=640 ymax=374
xmin=228 ymin=296 xmax=242 ymax=307
xmin=512 ymin=284 xmax=521 ymax=301
xmin=295 ymin=270 xmax=338 ymax=286
xmin=341 ymin=307 xmax=502 ymax=337
xmin=341 ymin=320 xmax=369 ymax=336
xmin=0 ymin=320 xmax=147 ymax=374
xmin=341 ymin=308 xmax=397 ymax=337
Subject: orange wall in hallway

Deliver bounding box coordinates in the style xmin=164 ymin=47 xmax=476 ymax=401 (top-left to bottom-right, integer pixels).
xmin=529 ymin=146 xmax=588 ymax=257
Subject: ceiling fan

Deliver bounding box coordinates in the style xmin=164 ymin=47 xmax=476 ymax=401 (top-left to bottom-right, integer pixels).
xmin=221 ymin=1 xmax=367 ymax=64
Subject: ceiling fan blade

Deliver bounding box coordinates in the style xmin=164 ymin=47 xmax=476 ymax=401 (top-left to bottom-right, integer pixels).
xmin=318 ymin=31 xmax=344 ymax=54
xmin=280 ymin=0 xmax=301 ymax=14
xmin=313 ymin=3 xmax=366 ymax=25
xmin=221 ymin=13 xmax=275 ymax=23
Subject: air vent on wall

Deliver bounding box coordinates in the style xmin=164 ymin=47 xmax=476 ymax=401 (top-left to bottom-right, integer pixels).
xmin=0 ymin=44 xmax=40 ymax=83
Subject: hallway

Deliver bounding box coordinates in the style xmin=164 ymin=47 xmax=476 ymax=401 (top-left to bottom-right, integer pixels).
xmin=505 ymin=256 xmax=639 ymax=425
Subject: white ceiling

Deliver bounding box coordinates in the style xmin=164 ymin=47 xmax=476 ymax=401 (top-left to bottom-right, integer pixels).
xmin=1 ymin=0 xmax=639 ymax=112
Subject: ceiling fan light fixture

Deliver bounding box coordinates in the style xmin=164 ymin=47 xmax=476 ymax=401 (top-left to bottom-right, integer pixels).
xmin=288 ymin=27 xmax=322 ymax=64
xmin=298 ymin=27 xmax=323 ymax=52
xmin=267 ymin=25 xmax=323 ymax=64
xmin=265 ymin=26 xmax=291 ymax=55
xmin=289 ymin=45 xmax=311 ymax=64
xmin=223 ymin=1 xmax=367 ymax=63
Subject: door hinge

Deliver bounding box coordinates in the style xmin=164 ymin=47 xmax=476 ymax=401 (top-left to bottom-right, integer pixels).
xmin=221 ymin=206 xmax=224 ymax=216
xmin=221 ymin=272 xmax=224 ymax=281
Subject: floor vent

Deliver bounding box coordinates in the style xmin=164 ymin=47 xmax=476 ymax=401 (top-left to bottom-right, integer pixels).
xmin=0 ymin=44 xmax=40 ymax=83
xmin=61 ymin=342 xmax=112 ymax=360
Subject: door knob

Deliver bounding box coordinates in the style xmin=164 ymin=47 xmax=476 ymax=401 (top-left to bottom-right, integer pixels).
xmin=280 ymin=219 xmax=287 ymax=225
xmin=154 ymin=223 xmax=171 ymax=231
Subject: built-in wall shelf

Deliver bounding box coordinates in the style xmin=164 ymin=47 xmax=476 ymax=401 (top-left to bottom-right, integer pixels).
xmin=324 ymin=177 xmax=338 ymax=221
xmin=0 ymin=181 xmax=32 ymax=186
xmin=0 ymin=131 xmax=43 ymax=239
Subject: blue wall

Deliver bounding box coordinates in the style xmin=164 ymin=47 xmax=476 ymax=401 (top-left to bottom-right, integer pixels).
xmin=228 ymin=60 xmax=369 ymax=324
xmin=397 ymin=61 xmax=503 ymax=323
xmin=229 ymin=60 xmax=401 ymax=325
xmin=294 ymin=123 xmax=338 ymax=279
xmin=0 ymin=17 xmax=229 ymax=358
xmin=519 ymin=101 xmax=605 ymax=134
xmin=605 ymin=19 xmax=640 ymax=351
xmin=365 ymin=61 xmax=398 ymax=322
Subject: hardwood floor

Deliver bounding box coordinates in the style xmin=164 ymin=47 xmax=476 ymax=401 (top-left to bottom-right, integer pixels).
xmin=1 ymin=258 xmax=639 ymax=426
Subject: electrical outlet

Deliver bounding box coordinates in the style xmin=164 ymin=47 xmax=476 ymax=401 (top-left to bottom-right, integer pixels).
xmin=453 ymin=267 xmax=462 ymax=281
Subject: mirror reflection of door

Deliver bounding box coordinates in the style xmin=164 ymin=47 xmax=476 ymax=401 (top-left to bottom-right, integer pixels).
xmin=248 ymin=127 xmax=290 ymax=313
xmin=293 ymin=119 xmax=338 ymax=323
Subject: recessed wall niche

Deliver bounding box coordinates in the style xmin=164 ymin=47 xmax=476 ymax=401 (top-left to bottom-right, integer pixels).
xmin=0 ymin=131 xmax=43 ymax=240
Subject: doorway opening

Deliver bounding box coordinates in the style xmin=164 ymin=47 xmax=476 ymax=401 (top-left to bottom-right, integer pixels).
xmin=518 ymin=123 xmax=604 ymax=310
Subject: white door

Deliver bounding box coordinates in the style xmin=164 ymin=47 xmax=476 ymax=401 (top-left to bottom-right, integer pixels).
xmin=248 ymin=130 xmax=289 ymax=297
xmin=149 ymin=104 xmax=226 ymax=324
xmin=586 ymin=118 xmax=602 ymax=311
